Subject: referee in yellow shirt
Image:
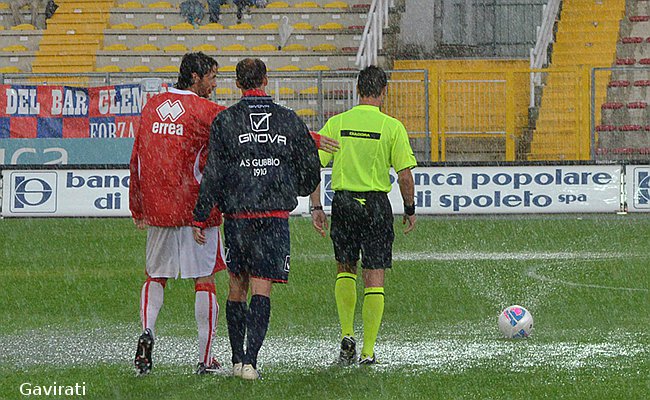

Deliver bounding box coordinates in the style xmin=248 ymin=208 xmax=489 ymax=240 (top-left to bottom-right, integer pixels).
xmin=310 ymin=65 xmax=417 ymax=365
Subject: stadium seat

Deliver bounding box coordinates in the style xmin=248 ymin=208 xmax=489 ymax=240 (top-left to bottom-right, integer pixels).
xmin=616 ymin=58 xmax=636 ymax=65
xmin=296 ymin=108 xmax=317 ymax=116
xmin=133 ymin=44 xmax=159 ymax=51
xmin=125 ymin=65 xmax=151 ymax=72
xmin=300 ymin=86 xmax=319 ymax=95
xmin=276 ymin=65 xmax=301 ymax=71
xmin=629 ymin=15 xmax=650 ymax=22
xmin=149 ymin=1 xmax=173 ymax=8
xmin=0 ymin=66 xmax=21 ymax=73
xmin=266 ymin=1 xmax=289 ymax=7
xmin=252 ymin=44 xmax=277 ymax=51
xmin=140 ymin=23 xmax=166 ymax=30
xmin=259 ymin=23 xmax=279 ymax=30
xmin=199 ymin=23 xmax=224 ymax=30
xmin=269 ymin=87 xmax=295 ymax=96
xmin=171 ymin=22 xmax=195 ymax=30
xmin=2 ymin=45 xmax=29 ymax=52
xmin=306 ymin=65 xmax=331 ymax=71
xmin=11 ymin=24 xmax=36 ymax=31
xmin=222 ymin=44 xmax=247 ymax=51
xmin=228 ymin=23 xmax=254 ymax=30
xmin=293 ymin=22 xmax=313 ymax=30
xmin=104 ymin=43 xmax=130 ymax=51
xmin=324 ymin=1 xmax=348 ymax=8
xmin=621 ymin=36 xmax=643 ymax=44
xmin=155 ymin=65 xmax=179 ymax=72
xmin=111 ymin=23 xmax=137 ymax=30
xmin=193 ymin=44 xmax=218 ymax=52
xmin=627 ymin=101 xmax=647 ymax=109
xmin=295 ymin=1 xmax=319 ymax=8
xmin=220 ymin=65 xmax=236 ymax=72
xmin=312 ymin=43 xmax=337 ymax=52
xmin=163 ymin=44 xmax=188 ymax=52
xmin=215 ymin=87 xmax=234 ymax=95
xmin=318 ymin=22 xmax=344 ymax=30
xmin=96 ymin=65 xmax=122 ymax=72
xmin=119 ymin=1 xmax=143 ymax=8
xmin=282 ymin=43 xmax=308 ymax=51
xmin=608 ymin=80 xmax=630 ymax=87
xmin=0 ymin=3 xmax=8 ymax=9
xmin=601 ymin=102 xmax=624 ymax=109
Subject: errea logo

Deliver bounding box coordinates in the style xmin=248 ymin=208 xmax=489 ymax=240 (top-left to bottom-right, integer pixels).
xmin=156 ymin=99 xmax=185 ymax=122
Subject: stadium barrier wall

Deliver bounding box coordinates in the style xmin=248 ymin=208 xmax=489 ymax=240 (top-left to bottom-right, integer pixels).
xmin=3 ymin=164 xmax=648 ymax=218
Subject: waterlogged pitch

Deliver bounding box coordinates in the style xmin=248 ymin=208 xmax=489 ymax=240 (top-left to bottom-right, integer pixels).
xmin=0 ymin=216 xmax=648 ymax=399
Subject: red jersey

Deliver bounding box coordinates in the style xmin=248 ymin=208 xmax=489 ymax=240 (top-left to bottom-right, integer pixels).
xmin=129 ymin=88 xmax=226 ymax=227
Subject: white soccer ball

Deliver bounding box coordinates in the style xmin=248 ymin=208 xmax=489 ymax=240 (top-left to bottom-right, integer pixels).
xmin=498 ymin=305 xmax=534 ymax=339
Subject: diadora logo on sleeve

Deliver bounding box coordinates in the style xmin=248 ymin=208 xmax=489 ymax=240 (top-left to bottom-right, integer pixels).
xmin=10 ymin=172 xmax=57 ymax=213
xmin=156 ymin=99 xmax=185 ymax=122
xmin=633 ymin=167 xmax=650 ymax=209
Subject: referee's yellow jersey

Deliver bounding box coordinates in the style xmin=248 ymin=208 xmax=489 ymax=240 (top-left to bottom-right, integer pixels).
xmin=318 ymin=104 xmax=417 ymax=193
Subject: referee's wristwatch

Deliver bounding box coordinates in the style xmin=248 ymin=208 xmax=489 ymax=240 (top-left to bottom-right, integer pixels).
xmin=403 ymin=203 xmax=415 ymax=216
xmin=310 ymin=205 xmax=323 ymax=213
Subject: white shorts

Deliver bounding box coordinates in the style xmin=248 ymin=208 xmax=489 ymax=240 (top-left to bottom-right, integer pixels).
xmin=145 ymin=226 xmax=226 ymax=279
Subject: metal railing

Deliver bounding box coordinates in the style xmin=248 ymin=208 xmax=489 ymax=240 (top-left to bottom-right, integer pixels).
xmin=529 ymin=0 xmax=561 ymax=107
xmin=355 ymin=0 xmax=393 ymax=69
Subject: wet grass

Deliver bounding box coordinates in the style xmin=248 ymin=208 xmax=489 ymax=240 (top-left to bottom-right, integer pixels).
xmin=0 ymin=216 xmax=649 ymax=399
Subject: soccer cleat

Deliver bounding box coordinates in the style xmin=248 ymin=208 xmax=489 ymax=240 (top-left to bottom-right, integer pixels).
xmin=337 ymin=336 xmax=357 ymax=365
xmin=240 ymin=364 xmax=261 ymax=380
xmin=232 ymin=362 xmax=243 ymax=377
xmin=195 ymin=358 xmax=224 ymax=375
xmin=134 ymin=328 xmax=154 ymax=376
xmin=359 ymin=354 xmax=376 ymax=365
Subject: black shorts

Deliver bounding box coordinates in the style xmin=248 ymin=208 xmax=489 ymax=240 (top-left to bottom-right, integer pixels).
xmin=330 ymin=191 xmax=394 ymax=269
xmin=223 ymin=217 xmax=291 ymax=283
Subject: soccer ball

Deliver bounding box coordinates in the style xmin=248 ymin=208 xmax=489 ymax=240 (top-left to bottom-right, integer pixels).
xmin=498 ymin=305 xmax=534 ymax=339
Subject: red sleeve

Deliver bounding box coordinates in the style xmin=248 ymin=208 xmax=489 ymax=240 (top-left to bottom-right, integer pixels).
xmin=309 ymin=131 xmax=321 ymax=149
xmin=129 ymin=124 xmax=144 ymax=220
xmin=198 ymin=103 xmax=225 ymax=171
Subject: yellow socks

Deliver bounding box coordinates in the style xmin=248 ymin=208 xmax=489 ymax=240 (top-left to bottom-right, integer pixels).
xmin=335 ymin=272 xmax=357 ymax=338
xmin=361 ymin=287 xmax=384 ymax=358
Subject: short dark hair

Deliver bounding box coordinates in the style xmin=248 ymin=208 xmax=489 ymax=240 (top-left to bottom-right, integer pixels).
xmin=175 ymin=52 xmax=218 ymax=90
xmin=236 ymin=58 xmax=267 ymax=90
xmin=357 ymin=65 xmax=387 ymax=98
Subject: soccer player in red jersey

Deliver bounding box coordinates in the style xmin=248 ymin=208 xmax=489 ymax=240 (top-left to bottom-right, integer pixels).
xmin=129 ymin=52 xmax=227 ymax=376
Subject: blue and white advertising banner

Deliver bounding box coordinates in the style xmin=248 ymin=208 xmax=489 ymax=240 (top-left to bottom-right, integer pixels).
xmin=0 ymin=138 xmax=134 ymax=165
xmin=625 ymin=165 xmax=650 ymax=213
xmin=2 ymin=169 xmax=130 ymax=217
xmin=319 ymin=165 xmax=623 ymax=214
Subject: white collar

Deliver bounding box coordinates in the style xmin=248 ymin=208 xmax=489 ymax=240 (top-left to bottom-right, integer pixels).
xmin=168 ymin=87 xmax=198 ymax=96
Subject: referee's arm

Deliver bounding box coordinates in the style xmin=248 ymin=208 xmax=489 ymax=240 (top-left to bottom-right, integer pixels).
xmin=397 ymin=167 xmax=416 ymax=234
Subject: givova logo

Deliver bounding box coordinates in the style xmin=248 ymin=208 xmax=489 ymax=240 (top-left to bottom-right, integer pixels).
xmin=633 ymin=168 xmax=650 ymax=209
xmin=10 ymin=172 xmax=57 ymax=213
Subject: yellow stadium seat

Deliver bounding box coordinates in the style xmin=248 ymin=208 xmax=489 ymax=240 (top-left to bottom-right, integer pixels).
xmin=220 ymin=65 xmax=236 ymax=72
xmin=11 ymin=24 xmax=36 ymax=31
xmin=266 ymin=1 xmax=289 ymax=7
xmin=111 ymin=22 xmax=136 ymax=30
xmin=259 ymin=23 xmax=279 ymax=30
xmin=0 ymin=66 xmax=21 ymax=73
xmin=119 ymin=1 xmax=142 ymax=8
xmin=295 ymin=1 xmax=319 ymax=8
xmin=283 ymin=43 xmax=308 ymax=51
xmin=215 ymin=87 xmax=234 ymax=95
xmin=96 ymin=65 xmax=122 ymax=72
xmin=0 ymin=3 xmax=9 ymax=9
xmin=293 ymin=22 xmax=312 ymax=30
xmin=252 ymin=44 xmax=277 ymax=51
xmin=2 ymin=45 xmax=29 ymax=52
xmin=133 ymin=44 xmax=159 ymax=51
xmin=104 ymin=43 xmax=129 ymax=51
xmin=155 ymin=65 xmax=179 ymax=72
xmin=318 ymin=22 xmax=343 ymax=30
xmin=228 ymin=23 xmax=254 ymax=30
xmin=171 ymin=22 xmax=194 ymax=30
xmin=312 ymin=43 xmax=337 ymax=52
xmin=296 ymin=108 xmax=317 ymax=116
xmin=149 ymin=1 xmax=172 ymax=8
xmin=199 ymin=23 xmax=224 ymax=30
xmin=0 ymin=26 xmax=4 ymax=30
xmin=125 ymin=65 xmax=151 ymax=72
xmin=324 ymin=1 xmax=348 ymax=8
xmin=270 ymin=87 xmax=295 ymax=96
xmin=300 ymin=86 xmax=318 ymax=95
xmin=276 ymin=65 xmax=300 ymax=71
xmin=140 ymin=23 xmax=166 ymax=30
xmin=193 ymin=44 xmax=218 ymax=52
xmin=222 ymin=44 xmax=247 ymax=51
xmin=306 ymin=65 xmax=331 ymax=71
xmin=163 ymin=44 xmax=188 ymax=52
